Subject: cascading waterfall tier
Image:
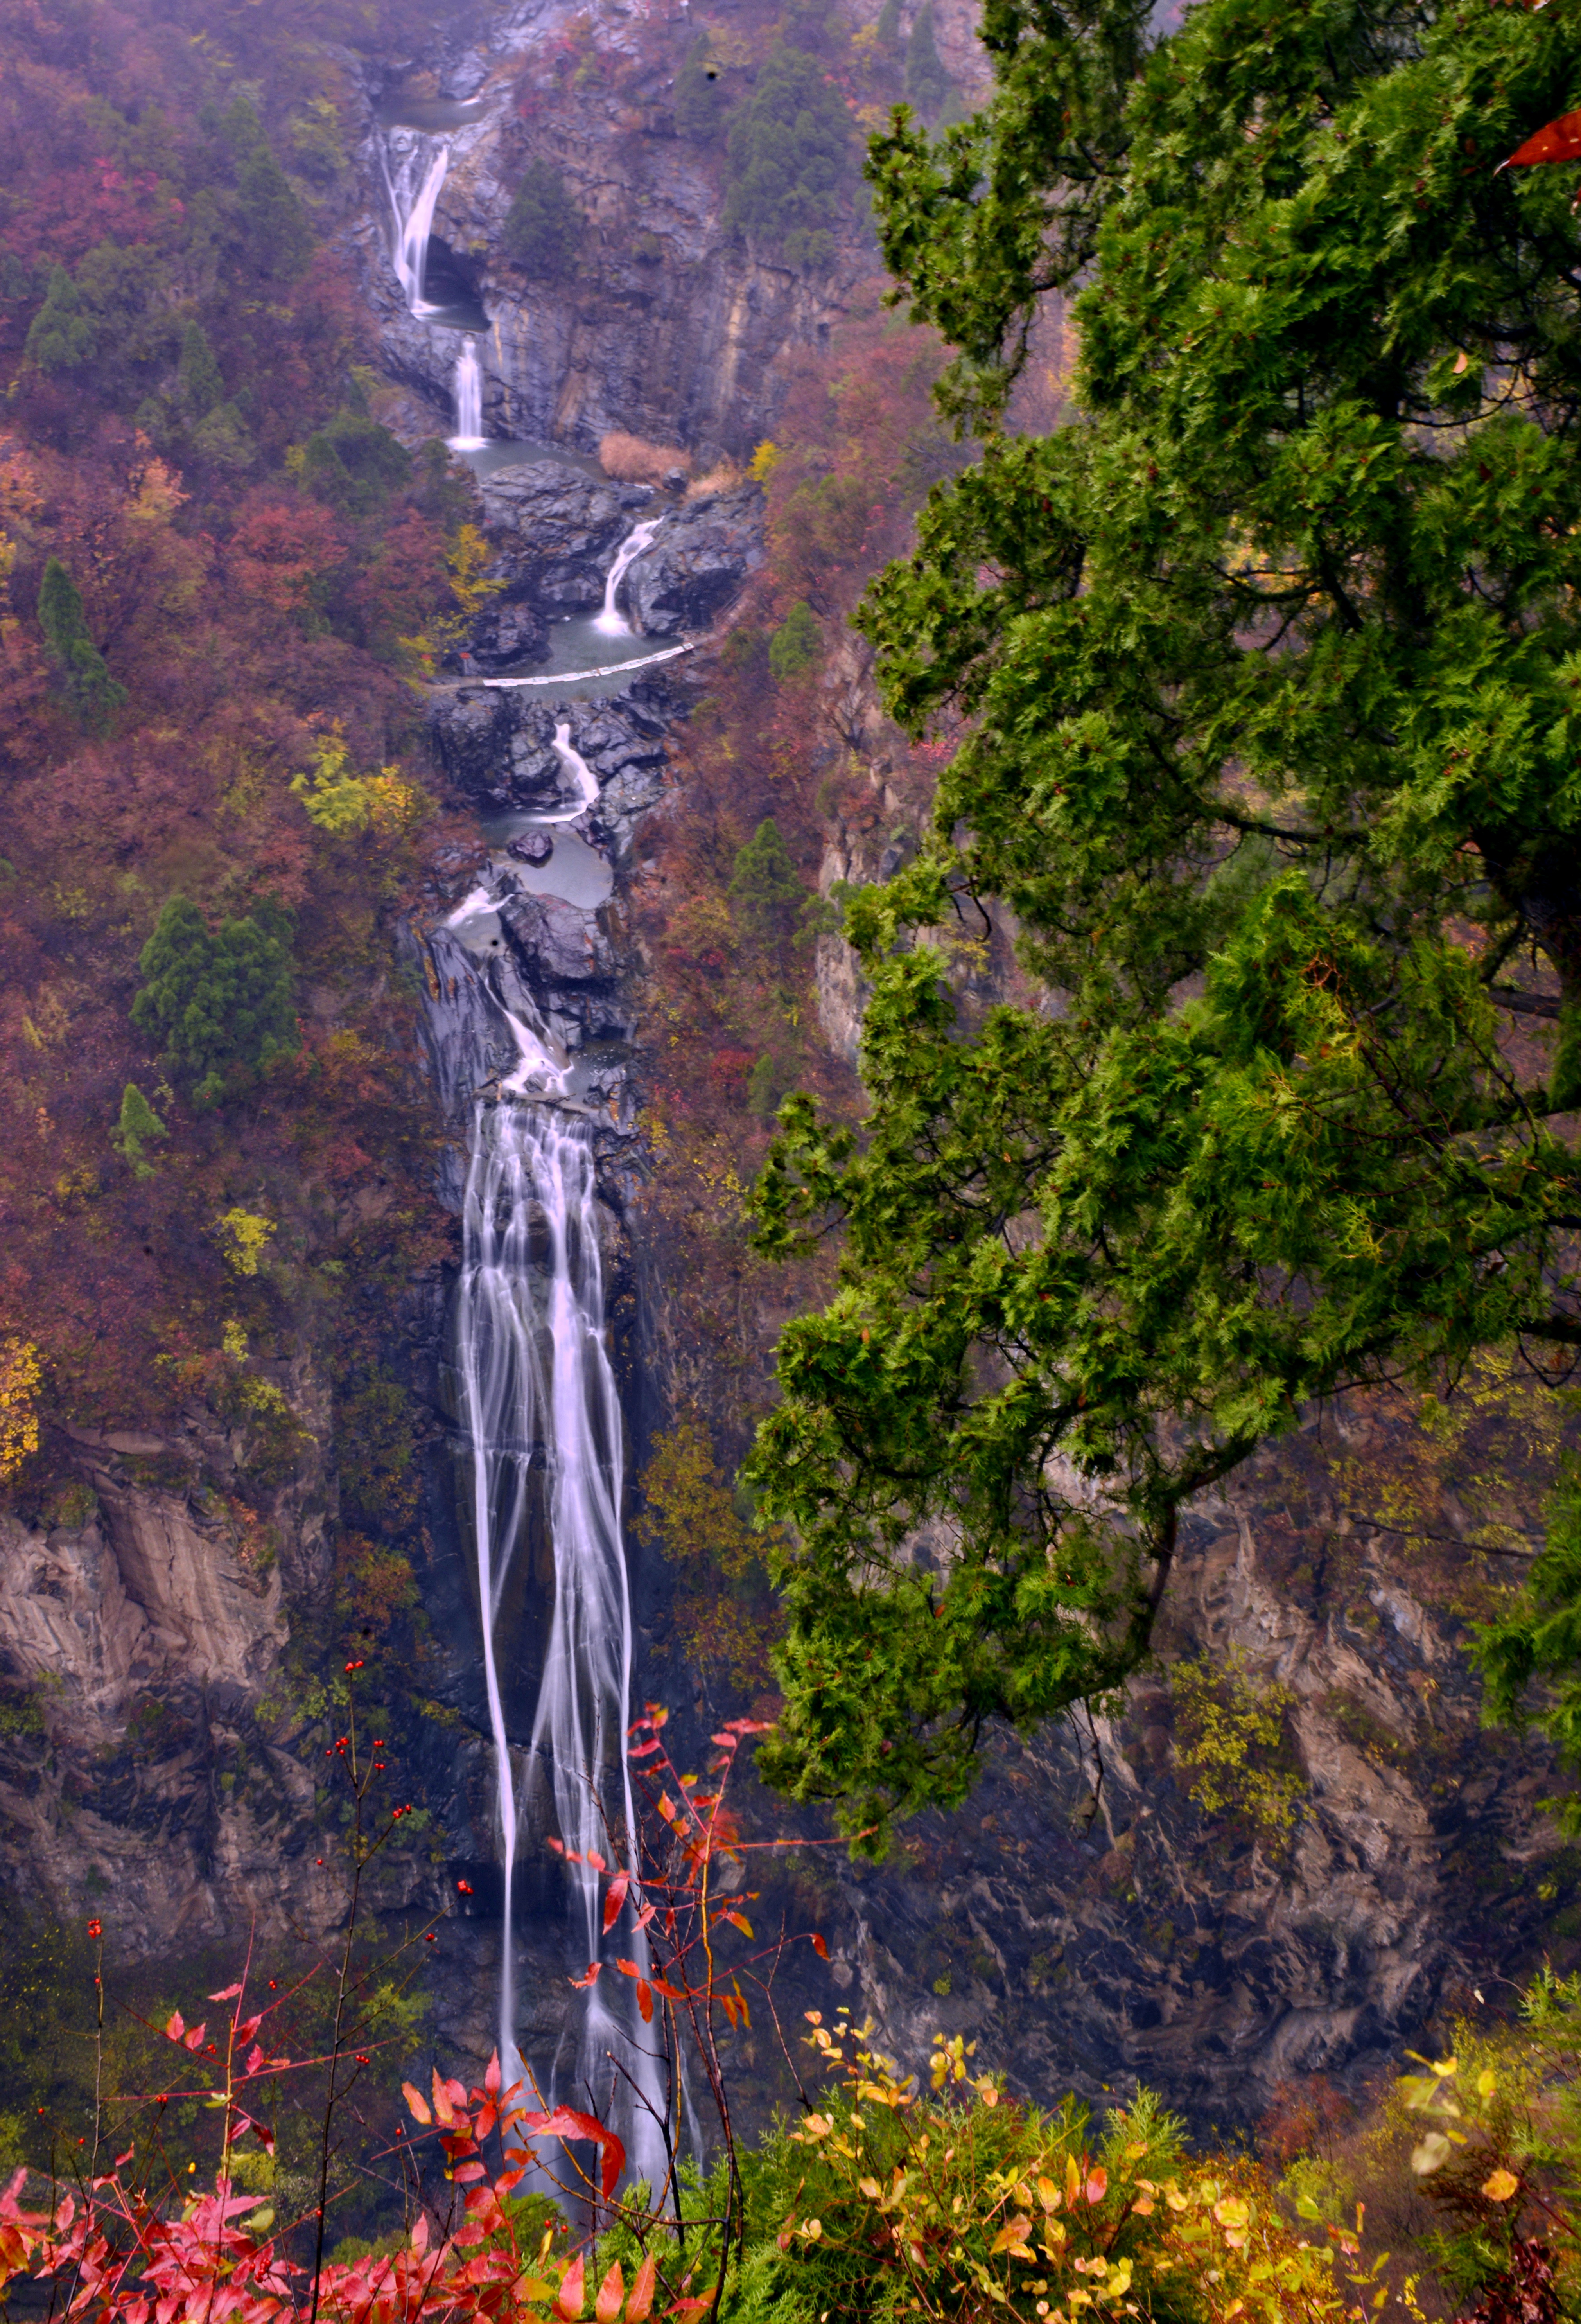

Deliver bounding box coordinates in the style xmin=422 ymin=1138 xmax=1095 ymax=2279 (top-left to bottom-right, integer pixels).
xmin=594 ymin=516 xmax=664 ymax=637
xmin=382 ymin=134 xmax=450 ymax=314
xmin=439 ymin=796 xmax=666 ymax=2197
xmin=452 ymin=336 xmax=485 ymax=447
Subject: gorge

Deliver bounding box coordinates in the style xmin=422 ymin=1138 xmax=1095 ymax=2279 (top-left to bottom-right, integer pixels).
xmin=2 ymin=0 xmax=1580 ymax=2264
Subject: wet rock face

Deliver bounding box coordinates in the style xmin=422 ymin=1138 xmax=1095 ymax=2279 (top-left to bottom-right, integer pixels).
xmin=429 ymin=690 xmax=564 ymax=805
xmin=477 ymin=463 xmax=652 ymax=612
xmin=0 ymin=1389 xmax=351 ymax=1960
xmin=452 ymin=594 xmax=550 ymax=673
xmin=625 ymin=486 xmax=766 ymax=635
xmin=351 ymin=0 xmax=881 ymax=465
xmin=428 ymin=684 xmax=672 ymax=857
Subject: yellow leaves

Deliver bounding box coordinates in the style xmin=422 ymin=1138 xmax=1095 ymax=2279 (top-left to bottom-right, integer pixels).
xmin=1213 ymin=2197 xmax=1251 ymax=2230
xmin=1037 ymin=2177 xmax=1061 ymax=2214
xmin=445 ymin=522 xmax=503 ymax=621
xmin=1170 ymin=1649 xmax=1305 ymax=1849
xmin=1481 ymin=2169 xmax=1519 ymax=2203
xmin=0 ymin=1337 xmax=43 ymax=1482
xmin=216 ymin=1208 xmax=276 ymax=1277
xmin=1410 ymin=2134 xmax=1452 ymax=2177
xmin=748 ymin=440 xmax=783 ymax=481
xmin=126 ymin=454 xmax=188 ymax=526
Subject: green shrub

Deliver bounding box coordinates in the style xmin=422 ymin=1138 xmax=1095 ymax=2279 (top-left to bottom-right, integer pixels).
xmin=903 ymin=0 xmax=950 ymax=115
xmin=723 ymin=47 xmax=852 ymax=257
xmin=768 ymin=598 xmax=821 ymax=684
xmin=113 ymin=1083 xmax=168 ymax=1179
xmin=299 ymin=411 xmax=411 ymax=518
xmin=131 ymin=896 xmax=298 ymax=1108
xmin=503 ymin=160 xmax=583 ymax=279
xmin=224 ymin=101 xmax=312 ymax=280
xmin=23 ymin=265 xmax=96 ymax=374
xmin=177 ymin=320 xmax=224 ymax=418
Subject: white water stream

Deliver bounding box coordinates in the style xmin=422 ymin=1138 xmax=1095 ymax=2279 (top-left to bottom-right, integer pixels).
xmin=594 ymin=516 xmax=663 ymax=636
xmin=441 ymin=729 xmax=666 ymax=2194
xmin=452 ymin=336 xmax=485 ymax=447
xmin=383 ymin=137 xmax=450 ymax=314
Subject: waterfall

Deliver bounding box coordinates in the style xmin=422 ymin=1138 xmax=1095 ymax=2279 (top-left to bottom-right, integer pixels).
xmin=443 ymin=883 xmax=668 ymax=2198
xmin=383 ymin=136 xmax=449 ymax=315
xmin=546 ymin=721 xmax=599 ymax=819
xmin=452 ymin=336 xmax=485 ymax=447
xmin=594 ymin=516 xmax=664 ymax=637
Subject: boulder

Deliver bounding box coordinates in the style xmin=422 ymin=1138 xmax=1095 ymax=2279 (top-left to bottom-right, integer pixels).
xmin=507 ymin=829 xmax=554 ymax=866
xmin=429 ymin=690 xmax=567 ymax=807
xmin=452 ymin=596 xmax=550 ymax=673
xmin=500 ymin=892 xmax=618 ymax=988
xmin=623 ymin=485 xmax=765 ymax=636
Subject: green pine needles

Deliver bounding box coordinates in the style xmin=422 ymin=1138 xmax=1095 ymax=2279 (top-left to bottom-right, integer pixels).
xmin=745 ymin=0 xmax=1581 ymax=1846
xmin=503 ymin=160 xmax=583 ymax=279
xmin=131 ymin=897 xmax=298 ymax=1109
xmin=37 ymin=558 xmax=125 ymax=733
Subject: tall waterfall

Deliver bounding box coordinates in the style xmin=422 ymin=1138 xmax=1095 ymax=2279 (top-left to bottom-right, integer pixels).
xmin=383 ymin=138 xmax=449 ymax=314
xmin=594 ymin=516 xmax=664 ymax=636
xmin=452 ymin=336 xmax=485 ymax=447
xmin=441 ymin=819 xmax=667 ymax=2196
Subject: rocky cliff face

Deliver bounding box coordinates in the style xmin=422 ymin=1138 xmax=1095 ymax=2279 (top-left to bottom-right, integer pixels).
xmin=0 ymin=1383 xmax=350 ymax=1956
xmin=347 ymin=0 xmax=875 ymax=460
xmin=795 ymin=1457 xmax=1567 ymax=2137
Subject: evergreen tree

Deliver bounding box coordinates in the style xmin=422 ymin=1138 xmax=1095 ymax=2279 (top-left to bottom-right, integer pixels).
xmin=37 ymin=558 xmax=125 ymax=734
xmin=177 ymin=321 xmax=224 ymax=418
xmin=674 ymin=37 xmax=728 ymax=144
xmin=747 ymin=0 xmax=1581 ymax=1843
xmin=768 ymin=598 xmax=822 ymax=684
xmin=131 ymin=896 xmax=298 ymax=1108
xmin=723 ymin=47 xmax=852 ymax=256
xmin=729 ymin=818 xmax=804 ymax=951
xmin=23 ymin=266 xmax=96 ymax=374
xmin=903 ymin=2 xmax=949 ymax=117
xmin=299 ymin=411 xmax=411 ymax=518
xmin=113 ymin=1085 xmax=167 ymax=1179
xmin=219 ymin=102 xmax=312 ymax=283
xmin=874 ymin=0 xmax=903 ymax=57
xmin=502 ymin=161 xmax=583 ymax=279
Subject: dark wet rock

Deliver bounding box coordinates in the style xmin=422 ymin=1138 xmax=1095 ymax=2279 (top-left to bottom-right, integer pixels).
xmin=499 ymin=892 xmax=617 ymax=987
xmin=624 ymin=486 xmax=765 ymax=635
xmin=428 ymin=691 xmax=566 ymax=807
xmin=476 ymin=464 xmax=653 ymax=612
xmin=450 ymin=596 xmax=549 ymax=674
xmin=506 ymin=830 xmax=554 ymax=866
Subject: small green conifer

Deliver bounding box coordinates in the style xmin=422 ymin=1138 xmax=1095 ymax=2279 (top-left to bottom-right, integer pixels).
xmin=37 ymin=559 xmax=126 ymax=734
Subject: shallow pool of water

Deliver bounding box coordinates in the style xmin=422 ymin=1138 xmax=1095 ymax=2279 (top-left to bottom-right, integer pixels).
xmin=477 ymin=825 xmax=614 ymax=911
xmin=378 ymin=95 xmax=489 ymax=130
xmin=451 ymin=439 xmax=600 ymax=482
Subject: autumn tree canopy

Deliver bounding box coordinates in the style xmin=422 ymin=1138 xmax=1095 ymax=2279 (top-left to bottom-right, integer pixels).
xmin=748 ymin=0 xmax=1581 ymax=1844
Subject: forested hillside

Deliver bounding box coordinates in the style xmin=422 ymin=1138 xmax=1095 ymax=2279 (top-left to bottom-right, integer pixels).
xmin=7 ymin=0 xmax=1581 ymax=2317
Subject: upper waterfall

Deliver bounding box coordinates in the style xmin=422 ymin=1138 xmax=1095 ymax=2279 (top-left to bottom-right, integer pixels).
xmin=382 ymin=135 xmax=450 ymax=316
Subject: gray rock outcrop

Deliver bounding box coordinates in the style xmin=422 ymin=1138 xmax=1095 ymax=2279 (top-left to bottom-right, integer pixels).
xmin=477 ymin=463 xmax=653 ymax=611
xmin=624 ymin=486 xmax=765 ymax=634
